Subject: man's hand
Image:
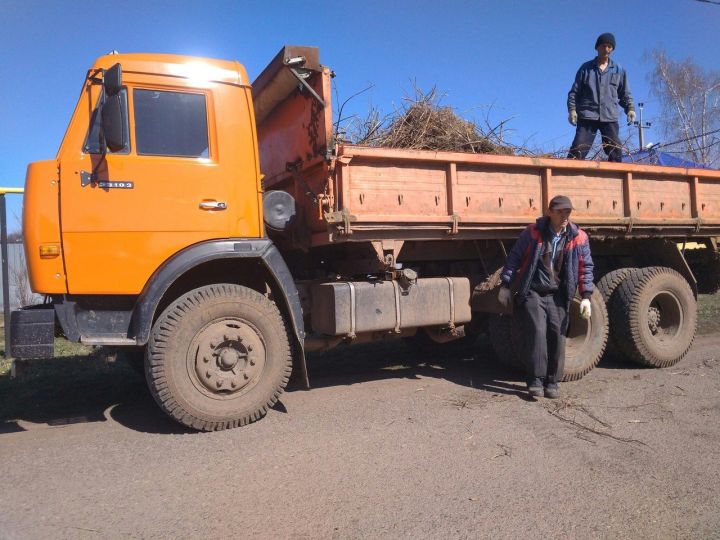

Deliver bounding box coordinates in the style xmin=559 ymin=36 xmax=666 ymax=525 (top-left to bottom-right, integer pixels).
xmin=568 ymin=110 xmax=578 ymax=126
xmin=580 ymin=298 xmax=592 ymax=319
xmin=498 ymin=287 xmax=512 ymax=308
xmin=627 ymin=110 xmax=636 ymax=124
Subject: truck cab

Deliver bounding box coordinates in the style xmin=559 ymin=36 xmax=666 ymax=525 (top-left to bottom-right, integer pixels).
xmin=26 ymin=54 xmax=263 ymax=297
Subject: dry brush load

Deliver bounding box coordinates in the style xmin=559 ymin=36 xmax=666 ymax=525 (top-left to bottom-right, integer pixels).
xmin=342 ymin=86 xmax=516 ymax=155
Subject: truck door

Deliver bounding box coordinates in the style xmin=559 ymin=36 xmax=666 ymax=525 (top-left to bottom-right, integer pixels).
xmin=58 ymin=74 xmax=237 ymax=294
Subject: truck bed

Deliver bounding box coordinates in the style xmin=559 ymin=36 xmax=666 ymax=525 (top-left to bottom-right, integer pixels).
xmin=254 ymin=46 xmax=720 ymax=247
xmin=324 ymin=145 xmax=720 ymax=242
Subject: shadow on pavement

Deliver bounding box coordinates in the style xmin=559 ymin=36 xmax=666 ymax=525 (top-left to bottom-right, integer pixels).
xmin=0 ymin=353 xmax=189 ymax=435
xmin=293 ymin=336 xmax=529 ymax=399
xmin=0 ymin=337 xmax=535 ymax=435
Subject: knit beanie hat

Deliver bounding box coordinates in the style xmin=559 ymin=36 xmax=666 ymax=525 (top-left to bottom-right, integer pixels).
xmin=595 ymin=32 xmax=616 ymax=49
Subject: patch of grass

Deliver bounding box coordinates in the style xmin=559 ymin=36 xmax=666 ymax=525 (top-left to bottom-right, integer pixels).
xmin=697 ymin=293 xmax=720 ymax=335
xmin=0 ymin=337 xmax=92 ymax=376
xmin=54 ymin=339 xmax=93 ymax=357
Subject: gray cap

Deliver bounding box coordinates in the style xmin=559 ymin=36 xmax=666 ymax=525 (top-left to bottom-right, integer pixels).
xmin=548 ymin=195 xmax=574 ymax=210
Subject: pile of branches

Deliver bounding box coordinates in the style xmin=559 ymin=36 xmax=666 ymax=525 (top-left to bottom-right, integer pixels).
xmin=340 ymin=86 xmax=515 ymax=155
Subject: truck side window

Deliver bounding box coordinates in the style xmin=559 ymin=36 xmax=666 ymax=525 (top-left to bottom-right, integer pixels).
xmin=133 ymin=89 xmax=209 ymax=158
xmin=83 ymin=89 xmax=130 ymax=154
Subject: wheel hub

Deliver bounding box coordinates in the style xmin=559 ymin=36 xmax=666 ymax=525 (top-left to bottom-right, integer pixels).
xmin=192 ymin=320 xmax=265 ymax=395
xmin=647 ymin=305 xmax=661 ymax=334
xmin=218 ymin=347 xmax=242 ymax=370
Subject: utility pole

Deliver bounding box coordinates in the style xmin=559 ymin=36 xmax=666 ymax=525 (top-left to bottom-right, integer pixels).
xmin=633 ymin=102 xmax=652 ymax=149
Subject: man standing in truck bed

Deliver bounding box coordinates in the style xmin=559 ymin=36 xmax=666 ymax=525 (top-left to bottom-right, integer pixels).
xmin=567 ymin=32 xmax=635 ymax=162
xmin=497 ymin=196 xmax=594 ymax=399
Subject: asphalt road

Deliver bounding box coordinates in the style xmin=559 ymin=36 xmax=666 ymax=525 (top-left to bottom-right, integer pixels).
xmin=2 ymin=335 xmax=720 ymax=539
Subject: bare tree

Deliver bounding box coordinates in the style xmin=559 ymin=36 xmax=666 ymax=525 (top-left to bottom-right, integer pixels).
xmin=647 ymin=50 xmax=720 ymax=166
xmin=11 ymin=261 xmax=34 ymax=308
xmin=7 ymin=230 xmax=23 ymax=243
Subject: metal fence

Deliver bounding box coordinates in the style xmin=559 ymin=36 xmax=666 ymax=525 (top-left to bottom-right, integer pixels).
xmin=0 ymin=242 xmax=43 ymax=310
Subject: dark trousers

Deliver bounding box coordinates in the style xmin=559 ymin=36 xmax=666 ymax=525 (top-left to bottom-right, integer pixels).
xmin=568 ymin=119 xmax=622 ymax=162
xmin=515 ymin=289 xmax=568 ymax=384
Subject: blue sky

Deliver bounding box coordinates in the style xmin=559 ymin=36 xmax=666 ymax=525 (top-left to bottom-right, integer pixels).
xmin=1 ymin=0 xmax=718 ymax=230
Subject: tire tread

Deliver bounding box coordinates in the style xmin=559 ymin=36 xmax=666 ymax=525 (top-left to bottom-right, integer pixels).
xmin=146 ymin=284 xmax=292 ymax=431
xmin=611 ymin=266 xmax=696 ymax=368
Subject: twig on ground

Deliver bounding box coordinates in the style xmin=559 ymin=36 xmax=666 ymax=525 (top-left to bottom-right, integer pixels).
xmin=69 ymin=527 xmax=99 ymax=533
xmin=583 ymin=402 xmax=662 ymax=410
xmin=546 ymin=400 xmax=651 ymax=449
xmin=492 ymin=444 xmax=512 ymax=459
xmin=574 ymin=431 xmax=597 ymax=445
xmin=576 ymin=405 xmax=611 ymax=428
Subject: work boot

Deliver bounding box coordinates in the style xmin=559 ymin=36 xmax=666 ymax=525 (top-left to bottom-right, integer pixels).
xmin=544 ymin=383 xmax=560 ymax=399
xmin=527 ymin=378 xmax=544 ymax=398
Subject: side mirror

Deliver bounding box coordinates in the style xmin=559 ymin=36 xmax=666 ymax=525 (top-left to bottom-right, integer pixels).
xmin=102 ymin=94 xmax=125 ymax=152
xmin=103 ymin=63 xmax=122 ymax=96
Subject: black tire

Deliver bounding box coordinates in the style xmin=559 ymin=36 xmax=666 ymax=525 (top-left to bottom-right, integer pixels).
xmin=598 ymin=268 xmax=636 ymax=302
xmin=684 ymin=248 xmax=720 ymax=294
xmin=563 ymin=288 xmax=609 ymax=381
xmin=597 ymin=268 xmax=636 ymax=361
xmin=146 ymin=284 xmax=293 ymax=431
xmin=410 ymin=324 xmax=480 ymax=358
xmin=488 ymin=289 xmax=607 ymax=382
xmin=611 ymin=267 xmax=697 ymax=368
xmin=487 ymin=314 xmax=523 ymax=371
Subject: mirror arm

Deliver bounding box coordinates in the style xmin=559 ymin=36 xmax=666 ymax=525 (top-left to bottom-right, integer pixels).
xmin=87 ymin=67 xmax=104 ymax=84
xmin=92 ymin=148 xmax=108 ymax=179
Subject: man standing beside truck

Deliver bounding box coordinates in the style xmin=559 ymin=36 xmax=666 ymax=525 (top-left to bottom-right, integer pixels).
xmin=567 ymin=32 xmax=635 ymax=162
xmin=497 ymin=196 xmax=594 ymax=399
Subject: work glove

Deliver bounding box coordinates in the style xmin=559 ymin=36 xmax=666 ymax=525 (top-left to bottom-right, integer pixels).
xmin=568 ymin=110 xmax=578 ymax=126
xmin=627 ymin=110 xmax=636 ymax=124
xmin=498 ymin=287 xmax=512 ymax=308
xmin=580 ymin=298 xmax=592 ymax=320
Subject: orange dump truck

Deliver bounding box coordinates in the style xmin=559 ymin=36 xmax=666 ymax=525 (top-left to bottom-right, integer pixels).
xmin=12 ymin=46 xmax=720 ymax=430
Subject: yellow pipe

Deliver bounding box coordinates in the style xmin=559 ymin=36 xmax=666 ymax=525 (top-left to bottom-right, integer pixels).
xmin=0 ymin=187 xmax=24 ymax=195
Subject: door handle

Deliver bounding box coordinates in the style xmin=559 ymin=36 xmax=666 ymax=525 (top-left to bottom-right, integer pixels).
xmin=199 ymin=200 xmax=227 ymax=211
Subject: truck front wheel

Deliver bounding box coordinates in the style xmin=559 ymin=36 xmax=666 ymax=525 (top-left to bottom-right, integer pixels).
xmin=146 ymin=284 xmax=293 ymax=431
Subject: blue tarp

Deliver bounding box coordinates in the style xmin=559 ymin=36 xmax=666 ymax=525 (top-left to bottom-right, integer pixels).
xmin=622 ymin=148 xmax=712 ymax=169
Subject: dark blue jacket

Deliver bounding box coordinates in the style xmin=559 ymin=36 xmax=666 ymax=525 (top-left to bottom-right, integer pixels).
xmin=567 ymin=58 xmax=634 ymax=122
xmin=500 ymin=217 xmax=594 ymax=302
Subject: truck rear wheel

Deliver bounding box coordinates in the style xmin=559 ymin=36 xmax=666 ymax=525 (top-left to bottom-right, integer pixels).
xmin=487 ymin=289 xmax=608 ymax=382
xmin=611 ymin=267 xmax=696 ymax=368
xmin=487 ymin=314 xmax=523 ymax=371
xmin=596 ymin=268 xmax=636 ymax=361
xmin=563 ymin=288 xmax=608 ymax=381
xmin=146 ymin=284 xmax=293 ymax=431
